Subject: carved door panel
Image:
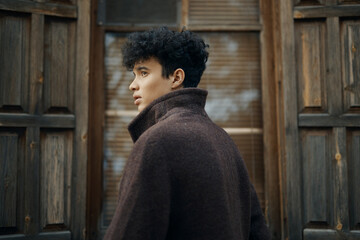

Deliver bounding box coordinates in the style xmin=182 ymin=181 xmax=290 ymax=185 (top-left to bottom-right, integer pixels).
xmin=278 ymin=0 xmax=360 ymax=239
xmin=0 ymin=0 xmax=89 ymax=239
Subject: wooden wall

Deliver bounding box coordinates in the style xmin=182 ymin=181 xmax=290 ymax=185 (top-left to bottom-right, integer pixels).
xmin=273 ymin=0 xmax=360 ymax=239
xmin=0 ymin=0 xmax=90 ymax=239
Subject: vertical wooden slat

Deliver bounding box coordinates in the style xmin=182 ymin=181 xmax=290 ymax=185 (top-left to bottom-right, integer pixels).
xmin=43 ymin=18 xmax=76 ymax=113
xmin=342 ymin=21 xmax=360 ymax=111
xmin=302 ymin=131 xmax=329 ymax=224
xmin=23 ymin=13 xmax=44 ymax=236
xmin=260 ymin=0 xmax=281 ymax=238
xmin=326 ymin=17 xmax=343 ymax=116
xmin=332 ymin=127 xmax=349 ymax=232
xmin=41 ymin=133 xmax=67 ymax=227
xmin=348 ymin=129 xmax=360 ymax=229
xmin=0 ymin=134 xmax=18 ymax=228
xmin=67 ymin=21 xmax=76 ymax=113
xmin=0 ymin=12 xmax=29 ymax=110
xmin=87 ymin=0 xmax=105 ymax=237
xmin=295 ymin=22 xmax=326 ymax=111
xmin=72 ymin=0 xmax=90 ymax=238
xmin=275 ymin=0 xmax=303 ymax=239
xmin=29 ymin=13 xmax=44 ymax=115
xmin=24 ymin=127 xmax=40 ymax=235
xmin=44 ymin=19 xmax=68 ymax=110
xmin=181 ymin=0 xmax=189 ymax=28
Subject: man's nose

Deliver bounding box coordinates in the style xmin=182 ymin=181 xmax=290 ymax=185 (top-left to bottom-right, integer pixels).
xmin=129 ymin=79 xmax=138 ymax=91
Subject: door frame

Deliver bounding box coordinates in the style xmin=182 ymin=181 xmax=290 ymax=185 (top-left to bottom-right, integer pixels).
xmin=86 ymin=0 xmax=282 ymax=239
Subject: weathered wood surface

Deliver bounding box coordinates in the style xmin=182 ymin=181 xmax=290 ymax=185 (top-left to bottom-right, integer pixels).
xmin=327 ymin=17 xmax=343 ymax=116
xmin=87 ymin=0 xmax=105 ymax=237
xmin=40 ymin=132 xmax=72 ymax=228
xmin=0 ymin=231 xmax=71 ymax=239
xmin=0 ymin=0 xmax=77 ymax=18
xmin=276 ymin=0 xmax=360 ymax=239
xmin=294 ymin=5 xmax=360 ymax=19
xmin=260 ymin=0 xmax=281 ymax=238
xmin=43 ymin=19 xmax=75 ymax=113
xmin=0 ymin=0 xmax=89 ymax=238
xmin=0 ymin=12 xmax=29 ymax=111
xmin=29 ymin=14 xmax=44 ymax=115
xmin=299 ymin=113 xmax=360 ymax=126
xmin=181 ymin=0 xmax=189 ymax=28
xmin=0 ymin=134 xmax=18 ymax=228
xmin=348 ymin=130 xmax=360 ymax=229
xmin=332 ymin=127 xmax=349 ymax=232
xmin=341 ymin=20 xmax=360 ymax=111
xmin=24 ymin=127 xmax=40 ymax=235
xmin=0 ymin=113 xmax=75 ymax=128
xmin=275 ymin=0 xmax=303 ymax=239
xmin=295 ymin=21 xmax=326 ymax=112
xmin=301 ymin=130 xmax=329 ymax=224
xmin=72 ymin=0 xmax=90 ymax=239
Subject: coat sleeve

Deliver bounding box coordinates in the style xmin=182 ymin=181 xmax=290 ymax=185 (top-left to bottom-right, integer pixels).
xmin=103 ymin=139 xmax=171 ymax=240
xmin=249 ymin=184 xmax=271 ymax=240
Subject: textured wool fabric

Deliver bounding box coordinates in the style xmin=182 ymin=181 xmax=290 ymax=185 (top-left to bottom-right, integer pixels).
xmin=104 ymin=88 xmax=270 ymax=240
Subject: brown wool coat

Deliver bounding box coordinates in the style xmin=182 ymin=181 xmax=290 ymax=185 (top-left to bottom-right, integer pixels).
xmin=104 ymin=88 xmax=270 ymax=240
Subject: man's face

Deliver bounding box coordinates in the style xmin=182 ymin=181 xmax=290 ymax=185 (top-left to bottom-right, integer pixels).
xmin=129 ymin=58 xmax=174 ymax=112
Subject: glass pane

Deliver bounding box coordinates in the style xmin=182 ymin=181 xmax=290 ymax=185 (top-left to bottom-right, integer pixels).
xmin=104 ymin=0 xmax=178 ymax=26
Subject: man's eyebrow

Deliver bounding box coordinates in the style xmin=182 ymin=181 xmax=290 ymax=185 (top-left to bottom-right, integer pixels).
xmin=135 ymin=66 xmax=150 ymax=71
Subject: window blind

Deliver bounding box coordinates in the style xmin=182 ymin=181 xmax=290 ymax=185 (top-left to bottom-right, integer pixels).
xmin=101 ymin=30 xmax=265 ymax=229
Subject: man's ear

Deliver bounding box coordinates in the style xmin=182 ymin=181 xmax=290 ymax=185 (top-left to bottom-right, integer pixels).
xmin=171 ymin=68 xmax=185 ymax=89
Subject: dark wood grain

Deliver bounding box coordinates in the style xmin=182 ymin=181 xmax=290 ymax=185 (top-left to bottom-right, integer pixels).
xmin=348 ymin=129 xmax=360 ymax=229
xmin=0 ymin=113 xmax=75 ymax=128
xmin=0 ymin=0 xmax=77 ymax=18
xmin=38 ymin=231 xmax=71 ymax=240
xmin=0 ymin=133 xmax=18 ymax=228
xmin=24 ymin=127 xmax=40 ymax=235
xmin=40 ymin=131 xmax=72 ymax=228
xmin=295 ymin=21 xmax=326 ymax=112
xmin=29 ymin=14 xmax=44 ymax=115
xmin=341 ymin=20 xmax=360 ymax=112
xmin=260 ymin=0 xmax=281 ymax=239
xmin=294 ymin=5 xmax=360 ymax=19
xmin=302 ymin=130 xmax=329 ymax=224
xmin=332 ymin=127 xmax=349 ymax=232
xmin=86 ymin=0 xmax=105 ymax=238
xmin=71 ymin=0 xmax=90 ymax=239
xmin=0 ymin=12 xmax=30 ymax=111
xmin=327 ymin=17 xmax=343 ymax=116
xmin=303 ymin=229 xmax=339 ymax=240
xmin=299 ymin=113 xmax=360 ymax=127
xmin=275 ymin=0 xmax=303 ymax=239
xmin=43 ymin=19 xmax=76 ymax=113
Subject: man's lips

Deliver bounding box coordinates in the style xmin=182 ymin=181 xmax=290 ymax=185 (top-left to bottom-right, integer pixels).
xmin=133 ymin=95 xmax=141 ymax=105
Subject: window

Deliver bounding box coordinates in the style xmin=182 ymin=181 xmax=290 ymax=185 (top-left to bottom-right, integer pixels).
xmin=101 ymin=0 xmax=264 ymax=236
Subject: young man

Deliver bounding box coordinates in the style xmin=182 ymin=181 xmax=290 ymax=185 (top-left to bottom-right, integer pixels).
xmin=104 ymin=27 xmax=270 ymax=240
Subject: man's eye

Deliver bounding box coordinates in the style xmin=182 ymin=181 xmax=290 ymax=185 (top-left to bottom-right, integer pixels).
xmin=141 ymin=71 xmax=148 ymax=76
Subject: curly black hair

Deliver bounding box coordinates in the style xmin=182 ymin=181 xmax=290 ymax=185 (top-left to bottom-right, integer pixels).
xmin=122 ymin=27 xmax=209 ymax=88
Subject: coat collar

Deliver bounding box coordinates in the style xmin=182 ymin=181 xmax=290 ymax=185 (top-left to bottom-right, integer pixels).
xmin=128 ymin=88 xmax=208 ymax=142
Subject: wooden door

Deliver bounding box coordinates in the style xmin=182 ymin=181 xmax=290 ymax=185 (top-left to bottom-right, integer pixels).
xmin=0 ymin=0 xmax=89 ymax=239
xmin=274 ymin=0 xmax=360 ymax=239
